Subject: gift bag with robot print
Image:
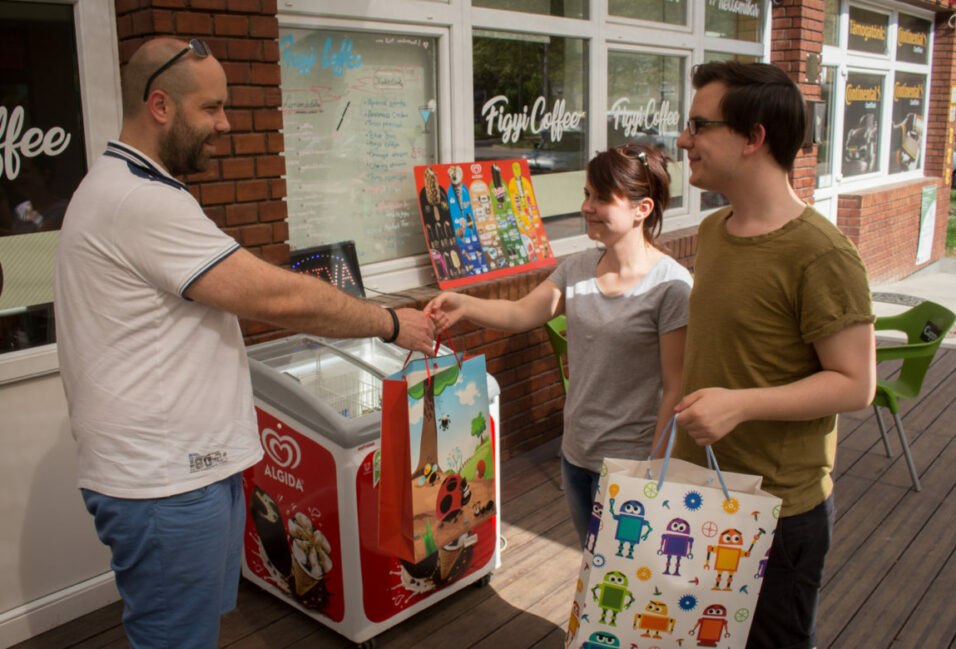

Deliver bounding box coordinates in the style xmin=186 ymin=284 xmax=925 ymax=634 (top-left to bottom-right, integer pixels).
xmin=566 ymin=418 xmax=781 ymax=649
xmin=378 ymin=335 xmax=495 ymax=566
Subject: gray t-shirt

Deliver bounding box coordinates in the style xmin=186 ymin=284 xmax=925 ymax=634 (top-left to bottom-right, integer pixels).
xmin=548 ymin=247 xmax=692 ymax=472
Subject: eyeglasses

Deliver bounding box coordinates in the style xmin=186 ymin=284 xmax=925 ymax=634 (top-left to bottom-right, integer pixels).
xmin=142 ymin=39 xmax=211 ymax=102
xmin=685 ymin=118 xmax=730 ymax=135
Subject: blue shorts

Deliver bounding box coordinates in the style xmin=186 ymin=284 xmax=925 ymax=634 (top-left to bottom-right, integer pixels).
xmin=82 ymin=472 xmax=245 ymax=649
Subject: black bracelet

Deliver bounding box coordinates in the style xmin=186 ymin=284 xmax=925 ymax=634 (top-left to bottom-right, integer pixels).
xmin=380 ymin=307 xmax=400 ymax=343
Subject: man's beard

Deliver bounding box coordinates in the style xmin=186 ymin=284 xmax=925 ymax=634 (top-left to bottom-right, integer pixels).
xmin=159 ymin=111 xmax=214 ymax=177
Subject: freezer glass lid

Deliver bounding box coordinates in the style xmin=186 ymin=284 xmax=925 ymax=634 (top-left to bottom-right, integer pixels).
xmin=249 ymin=336 xmax=384 ymax=420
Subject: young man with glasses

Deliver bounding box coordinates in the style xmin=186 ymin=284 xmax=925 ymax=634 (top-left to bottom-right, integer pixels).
xmin=673 ymin=62 xmax=876 ymax=649
xmin=54 ymin=38 xmax=435 ymax=648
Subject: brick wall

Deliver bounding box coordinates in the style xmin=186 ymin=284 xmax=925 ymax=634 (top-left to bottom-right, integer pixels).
xmin=838 ymin=177 xmax=947 ymax=282
xmin=113 ymin=0 xmax=288 ymax=342
xmin=771 ymin=0 xmax=824 ymax=203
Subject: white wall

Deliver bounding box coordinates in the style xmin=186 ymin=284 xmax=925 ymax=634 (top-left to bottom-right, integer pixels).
xmin=0 ymin=351 xmax=118 ymax=648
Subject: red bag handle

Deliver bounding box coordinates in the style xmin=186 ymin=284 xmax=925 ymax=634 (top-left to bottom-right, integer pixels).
xmin=401 ymin=328 xmax=462 ymax=384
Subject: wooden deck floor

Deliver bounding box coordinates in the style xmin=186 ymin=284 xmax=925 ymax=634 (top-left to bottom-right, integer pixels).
xmin=12 ymin=344 xmax=956 ymax=649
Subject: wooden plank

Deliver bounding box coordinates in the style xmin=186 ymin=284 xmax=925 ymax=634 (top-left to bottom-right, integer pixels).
xmin=819 ymin=427 xmax=956 ymax=648
xmin=826 ymin=444 xmax=956 ymax=648
xmin=889 ymin=533 xmax=956 ymax=649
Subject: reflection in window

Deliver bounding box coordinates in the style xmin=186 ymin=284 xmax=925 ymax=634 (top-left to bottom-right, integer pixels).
xmin=278 ymin=28 xmax=439 ymax=264
xmin=473 ymin=30 xmax=587 ymax=175
xmin=473 ymin=0 xmax=586 ymax=19
xmin=847 ymin=6 xmax=888 ymax=56
xmin=606 ymin=51 xmax=684 ymax=209
xmin=608 ymin=0 xmax=685 ymax=26
xmin=823 ymin=0 xmax=840 ymax=47
xmin=842 ymin=72 xmax=883 ymax=177
xmin=816 ymin=66 xmax=836 ymax=188
xmin=896 ymin=14 xmax=930 ymax=65
xmin=0 ymin=0 xmax=87 ymax=353
xmin=705 ymin=0 xmax=762 ymax=42
xmin=889 ymin=72 xmax=925 ymax=174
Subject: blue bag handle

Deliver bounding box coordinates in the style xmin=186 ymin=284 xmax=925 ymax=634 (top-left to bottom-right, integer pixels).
xmin=646 ymin=414 xmax=731 ymax=503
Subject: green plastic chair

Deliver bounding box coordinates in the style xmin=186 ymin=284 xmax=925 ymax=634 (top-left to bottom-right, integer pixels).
xmin=545 ymin=314 xmax=568 ymax=394
xmin=871 ymin=299 xmax=955 ymax=492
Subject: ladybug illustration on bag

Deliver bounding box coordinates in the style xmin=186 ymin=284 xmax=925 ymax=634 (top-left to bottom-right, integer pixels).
xmin=436 ymin=474 xmax=471 ymax=525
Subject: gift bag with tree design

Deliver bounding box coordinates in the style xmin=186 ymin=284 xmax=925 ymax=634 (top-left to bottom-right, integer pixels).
xmin=378 ymin=342 xmax=495 ymax=572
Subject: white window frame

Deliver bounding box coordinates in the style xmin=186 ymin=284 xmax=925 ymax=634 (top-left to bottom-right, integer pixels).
xmin=816 ymin=0 xmax=934 ymax=205
xmin=279 ymin=1 xmax=770 ymax=292
xmin=0 ymin=0 xmax=121 ymax=382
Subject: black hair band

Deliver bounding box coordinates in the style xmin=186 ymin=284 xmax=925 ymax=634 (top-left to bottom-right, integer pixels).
xmin=381 ymin=307 xmax=400 ymax=343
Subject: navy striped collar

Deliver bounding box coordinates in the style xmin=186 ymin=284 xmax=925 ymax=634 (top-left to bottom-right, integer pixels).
xmin=103 ymin=141 xmax=188 ymax=192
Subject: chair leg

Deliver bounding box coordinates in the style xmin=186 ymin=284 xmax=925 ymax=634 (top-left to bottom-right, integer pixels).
xmin=891 ymin=412 xmax=921 ymax=492
xmin=873 ymin=405 xmax=893 ymax=457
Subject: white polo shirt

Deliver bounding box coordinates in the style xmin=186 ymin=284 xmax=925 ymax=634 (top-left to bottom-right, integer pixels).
xmin=54 ymin=142 xmax=263 ymax=499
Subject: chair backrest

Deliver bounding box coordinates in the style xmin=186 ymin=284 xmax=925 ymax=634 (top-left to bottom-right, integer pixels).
xmin=545 ymin=315 xmax=569 ymax=394
xmin=876 ymin=300 xmax=955 ymax=398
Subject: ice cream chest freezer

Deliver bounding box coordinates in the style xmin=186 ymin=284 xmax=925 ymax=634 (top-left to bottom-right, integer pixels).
xmin=240 ymin=334 xmax=501 ymax=647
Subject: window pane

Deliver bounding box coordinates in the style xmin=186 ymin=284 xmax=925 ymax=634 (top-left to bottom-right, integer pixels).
xmin=0 ymin=0 xmax=87 ymax=353
xmin=278 ymin=28 xmax=439 ymax=263
xmin=473 ymin=31 xmax=587 ymax=228
xmin=705 ymin=0 xmax=762 ymax=42
xmin=473 ymin=0 xmax=587 ymax=19
xmin=896 ymin=14 xmax=930 ymax=65
xmin=847 ymin=6 xmax=888 ymax=56
xmin=816 ymin=66 xmax=836 ymax=187
xmin=608 ymin=0 xmax=686 ymax=26
xmin=823 ymin=0 xmax=839 ymax=46
xmin=606 ymin=51 xmax=684 ymax=209
xmin=842 ymin=72 xmax=883 ymax=177
xmin=889 ymin=72 xmax=925 ymax=174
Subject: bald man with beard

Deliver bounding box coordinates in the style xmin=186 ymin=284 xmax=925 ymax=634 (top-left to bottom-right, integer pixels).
xmin=54 ymin=38 xmax=434 ymax=648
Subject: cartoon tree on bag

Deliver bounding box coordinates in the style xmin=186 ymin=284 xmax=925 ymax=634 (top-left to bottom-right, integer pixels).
xmin=409 ymin=362 xmax=460 ymax=478
xmin=471 ymin=411 xmax=486 ymax=444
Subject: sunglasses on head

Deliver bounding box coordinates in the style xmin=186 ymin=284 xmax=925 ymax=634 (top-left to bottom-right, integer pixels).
xmin=142 ymin=39 xmax=211 ymax=102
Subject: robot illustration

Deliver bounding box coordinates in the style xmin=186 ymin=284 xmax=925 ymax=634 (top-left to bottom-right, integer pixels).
xmin=490 ymin=164 xmax=529 ymax=266
xmin=657 ymin=517 xmax=694 ymax=576
xmin=688 ymin=603 xmax=731 ymax=647
xmin=584 ymin=501 xmax=603 ymax=553
xmin=704 ymin=528 xmax=750 ymax=590
xmin=420 ymin=167 xmax=464 ymax=280
xmin=565 ymin=600 xmax=581 ymax=648
xmin=633 ymin=600 xmax=676 ymax=639
xmin=608 ymin=498 xmax=652 ymax=559
xmin=579 ymin=630 xmax=620 ymax=649
xmin=446 ymin=165 xmax=490 ymax=275
xmin=755 ymin=546 xmax=770 ymax=579
xmin=468 ymin=179 xmax=507 ymax=270
xmin=591 ymin=570 xmax=635 ymax=626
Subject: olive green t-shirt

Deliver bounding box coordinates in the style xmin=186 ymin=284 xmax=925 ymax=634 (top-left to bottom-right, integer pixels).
xmin=674 ymin=206 xmax=874 ymax=516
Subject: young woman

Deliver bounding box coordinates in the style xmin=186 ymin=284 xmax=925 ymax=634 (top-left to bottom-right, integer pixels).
xmin=425 ymin=144 xmax=692 ymax=547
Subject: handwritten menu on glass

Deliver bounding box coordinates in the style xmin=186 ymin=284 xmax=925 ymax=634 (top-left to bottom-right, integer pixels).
xmin=279 ymin=28 xmax=439 ymax=264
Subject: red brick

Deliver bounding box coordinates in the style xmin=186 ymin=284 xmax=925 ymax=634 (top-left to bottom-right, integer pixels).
xmin=200 ymin=182 xmax=235 ymax=205
xmin=226 ymin=0 xmax=260 ymax=12
xmin=249 ymin=16 xmax=278 ymax=39
xmin=259 ymin=200 xmax=286 ymax=222
xmin=251 ymin=62 xmax=281 ymax=85
xmin=229 ymin=85 xmax=265 ymax=108
xmin=225 ymin=201 xmax=259 ymax=225
xmin=272 ymin=220 xmax=289 ymax=242
xmin=255 ymin=155 xmax=285 ymax=177
xmin=232 ymin=133 xmax=266 ymax=155
xmin=189 ymin=0 xmax=226 ymax=9
xmin=214 ymin=14 xmax=248 ymax=36
xmin=239 ymin=223 xmax=273 ymax=246
xmin=221 ymin=157 xmax=255 ymax=179
xmin=261 ymin=243 xmax=290 ymax=265
xmin=222 ymin=62 xmax=251 ymax=85
xmin=225 ymin=109 xmax=253 ymax=132
xmin=269 ymin=178 xmax=285 ymax=199
xmin=227 ymin=38 xmax=262 ymax=61
xmin=174 ymin=11 xmax=212 ymax=34
xmin=253 ymin=108 xmax=283 ymax=131
xmin=236 ymin=179 xmax=268 ymax=202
